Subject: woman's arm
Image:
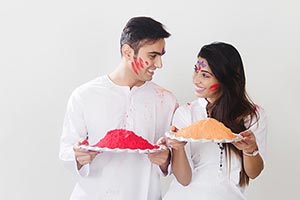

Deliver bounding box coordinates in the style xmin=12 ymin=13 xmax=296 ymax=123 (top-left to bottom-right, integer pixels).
xmin=233 ymin=130 xmax=264 ymax=179
xmin=168 ymin=127 xmax=192 ymax=186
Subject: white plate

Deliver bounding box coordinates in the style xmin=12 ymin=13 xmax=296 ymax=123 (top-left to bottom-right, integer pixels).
xmin=165 ymin=131 xmax=243 ymax=143
xmin=78 ymin=145 xmax=165 ymax=154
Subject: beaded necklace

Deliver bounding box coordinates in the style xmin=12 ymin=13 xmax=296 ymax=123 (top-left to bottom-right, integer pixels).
xmin=206 ymin=103 xmax=224 ymax=174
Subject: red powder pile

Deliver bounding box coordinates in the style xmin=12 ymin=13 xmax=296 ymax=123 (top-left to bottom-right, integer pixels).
xmin=93 ymin=129 xmax=160 ymax=150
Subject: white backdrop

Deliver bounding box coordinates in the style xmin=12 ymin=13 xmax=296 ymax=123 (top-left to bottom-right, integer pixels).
xmin=1 ymin=0 xmax=299 ymax=199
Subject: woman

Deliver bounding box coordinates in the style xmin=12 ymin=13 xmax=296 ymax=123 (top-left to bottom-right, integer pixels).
xmin=164 ymin=42 xmax=267 ymax=200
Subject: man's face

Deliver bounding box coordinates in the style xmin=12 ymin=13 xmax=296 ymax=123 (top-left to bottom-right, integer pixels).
xmin=130 ymin=39 xmax=166 ymax=82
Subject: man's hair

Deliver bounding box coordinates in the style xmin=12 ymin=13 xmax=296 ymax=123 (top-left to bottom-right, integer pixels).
xmin=120 ymin=16 xmax=171 ymax=55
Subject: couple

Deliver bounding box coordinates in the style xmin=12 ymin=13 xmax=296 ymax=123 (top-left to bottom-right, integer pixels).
xmin=59 ymin=16 xmax=267 ymax=200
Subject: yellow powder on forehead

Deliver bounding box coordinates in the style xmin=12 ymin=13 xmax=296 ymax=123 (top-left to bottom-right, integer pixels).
xmin=174 ymin=118 xmax=238 ymax=140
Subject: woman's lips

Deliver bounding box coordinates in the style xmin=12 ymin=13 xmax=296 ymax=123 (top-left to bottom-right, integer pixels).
xmin=195 ymin=86 xmax=205 ymax=93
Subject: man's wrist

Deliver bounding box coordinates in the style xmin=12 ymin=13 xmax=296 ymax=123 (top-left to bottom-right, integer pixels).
xmin=160 ymin=149 xmax=171 ymax=175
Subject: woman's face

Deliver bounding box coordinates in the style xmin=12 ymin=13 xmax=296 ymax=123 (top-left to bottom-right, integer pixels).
xmin=193 ymin=57 xmax=220 ymax=103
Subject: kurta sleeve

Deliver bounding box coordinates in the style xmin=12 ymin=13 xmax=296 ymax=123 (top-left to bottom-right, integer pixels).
xmin=157 ymin=97 xmax=178 ymax=176
xmin=59 ymin=89 xmax=90 ymax=177
xmin=249 ymin=106 xmax=268 ymax=164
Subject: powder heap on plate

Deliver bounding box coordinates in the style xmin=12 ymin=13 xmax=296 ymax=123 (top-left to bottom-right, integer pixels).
xmin=174 ymin=118 xmax=239 ymax=140
xmin=93 ymin=129 xmax=159 ymax=150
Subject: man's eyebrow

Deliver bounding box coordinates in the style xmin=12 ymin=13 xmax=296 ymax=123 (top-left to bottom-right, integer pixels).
xmin=148 ymin=50 xmax=166 ymax=56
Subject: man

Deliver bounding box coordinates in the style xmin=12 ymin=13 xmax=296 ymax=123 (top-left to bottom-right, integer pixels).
xmin=59 ymin=16 xmax=178 ymax=200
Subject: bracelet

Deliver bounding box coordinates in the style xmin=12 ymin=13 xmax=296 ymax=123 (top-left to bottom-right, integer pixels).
xmin=243 ymin=149 xmax=259 ymax=157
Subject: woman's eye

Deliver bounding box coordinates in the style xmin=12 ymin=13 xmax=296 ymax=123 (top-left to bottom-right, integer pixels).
xmin=202 ymin=73 xmax=210 ymax=78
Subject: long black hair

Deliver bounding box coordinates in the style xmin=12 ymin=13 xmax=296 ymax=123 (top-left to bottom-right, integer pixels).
xmin=198 ymin=42 xmax=258 ymax=186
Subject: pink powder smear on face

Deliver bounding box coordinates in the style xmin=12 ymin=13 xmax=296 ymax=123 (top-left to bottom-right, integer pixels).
xmin=131 ymin=62 xmax=138 ymax=75
xmin=209 ymin=84 xmax=219 ymax=91
xmin=139 ymin=58 xmax=145 ymax=68
xmin=133 ymin=58 xmax=140 ymax=70
xmin=131 ymin=57 xmax=147 ymax=75
xmin=92 ymin=129 xmax=159 ymax=150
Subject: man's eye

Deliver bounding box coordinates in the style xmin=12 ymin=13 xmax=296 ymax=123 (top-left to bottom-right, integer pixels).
xmin=149 ymin=55 xmax=156 ymax=59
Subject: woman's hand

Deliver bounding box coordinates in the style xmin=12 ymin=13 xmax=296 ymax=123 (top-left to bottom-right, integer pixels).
xmin=232 ymin=130 xmax=264 ymax=179
xmin=167 ymin=126 xmax=187 ymax=150
xmin=232 ymin=130 xmax=258 ymax=154
xmin=166 ymin=126 xmax=191 ymax=186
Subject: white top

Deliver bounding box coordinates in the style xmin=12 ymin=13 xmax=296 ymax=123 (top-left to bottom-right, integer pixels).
xmin=59 ymin=75 xmax=178 ymax=200
xmin=164 ymin=98 xmax=267 ymax=200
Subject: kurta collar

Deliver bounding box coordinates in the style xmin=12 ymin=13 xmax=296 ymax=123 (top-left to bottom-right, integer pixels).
xmin=105 ymin=75 xmax=149 ymax=91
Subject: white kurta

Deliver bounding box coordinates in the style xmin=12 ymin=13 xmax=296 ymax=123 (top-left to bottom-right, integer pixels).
xmin=59 ymin=75 xmax=178 ymax=200
xmin=164 ymin=98 xmax=267 ymax=200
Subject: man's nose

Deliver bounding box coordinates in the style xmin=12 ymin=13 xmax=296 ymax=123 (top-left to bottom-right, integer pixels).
xmin=154 ymin=57 xmax=163 ymax=68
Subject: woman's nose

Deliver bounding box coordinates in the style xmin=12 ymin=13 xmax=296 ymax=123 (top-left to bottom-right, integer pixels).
xmin=193 ymin=73 xmax=201 ymax=83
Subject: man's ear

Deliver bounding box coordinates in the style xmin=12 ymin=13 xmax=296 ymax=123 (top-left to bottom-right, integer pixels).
xmin=121 ymin=44 xmax=134 ymax=59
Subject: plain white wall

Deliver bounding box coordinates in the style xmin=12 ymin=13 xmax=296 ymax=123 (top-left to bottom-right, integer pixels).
xmin=1 ymin=0 xmax=299 ymax=199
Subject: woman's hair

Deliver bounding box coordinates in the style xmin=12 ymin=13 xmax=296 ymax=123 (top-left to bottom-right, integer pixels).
xmin=120 ymin=16 xmax=170 ymax=55
xmin=198 ymin=42 xmax=259 ymax=186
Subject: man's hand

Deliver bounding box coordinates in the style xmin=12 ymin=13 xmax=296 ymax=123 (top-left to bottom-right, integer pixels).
xmin=73 ymin=141 xmax=99 ymax=170
xmin=148 ymin=137 xmax=171 ymax=175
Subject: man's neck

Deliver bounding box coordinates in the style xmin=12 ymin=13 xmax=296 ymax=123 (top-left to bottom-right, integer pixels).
xmin=109 ymin=64 xmax=145 ymax=89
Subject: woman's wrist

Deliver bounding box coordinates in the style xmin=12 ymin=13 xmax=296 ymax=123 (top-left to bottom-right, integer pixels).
xmin=243 ymin=149 xmax=259 ymax=157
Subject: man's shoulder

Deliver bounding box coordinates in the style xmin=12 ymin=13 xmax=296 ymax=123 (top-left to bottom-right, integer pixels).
xmin=147 ymin=82 xmax=175 ymax=97
xmin=71 ymin=75 xmax=109 ymax=96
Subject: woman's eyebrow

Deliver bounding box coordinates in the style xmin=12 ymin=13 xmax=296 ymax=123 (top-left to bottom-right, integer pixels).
xmin=201 ymin=69 xmax=214 ymax=76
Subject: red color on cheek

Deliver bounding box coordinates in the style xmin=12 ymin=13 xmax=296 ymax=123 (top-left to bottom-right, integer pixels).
xmin=209 ymin=84 xmax=219 ymax=91
xmin=131 ymin=61 xmax=138 ymax=75
xmin=133 ymin=58 xmax=140 ymax=70
xmin=131 ymin=57 xmax=146 ymax=75
xmin=145 ymin=61 xmax=149 ymax=65
xmin=139 ymin=58 xmax=145 ymax=68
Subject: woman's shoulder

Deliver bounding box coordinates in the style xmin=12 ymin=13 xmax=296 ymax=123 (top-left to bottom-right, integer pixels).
xmin=177 ymin=99 xmax=206 ymax=113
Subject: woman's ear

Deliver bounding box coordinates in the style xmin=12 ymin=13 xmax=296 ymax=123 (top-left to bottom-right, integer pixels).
xmin=121 ymin=44 xmax=134 ymax=60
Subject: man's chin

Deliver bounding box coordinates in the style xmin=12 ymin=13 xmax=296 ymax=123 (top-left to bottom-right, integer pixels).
xmin=144 ymin=76 xmax=153 ymax=82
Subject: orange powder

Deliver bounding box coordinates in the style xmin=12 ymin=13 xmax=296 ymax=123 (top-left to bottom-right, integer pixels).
xmin=174 ymin=118 xmax=238 ymax=140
